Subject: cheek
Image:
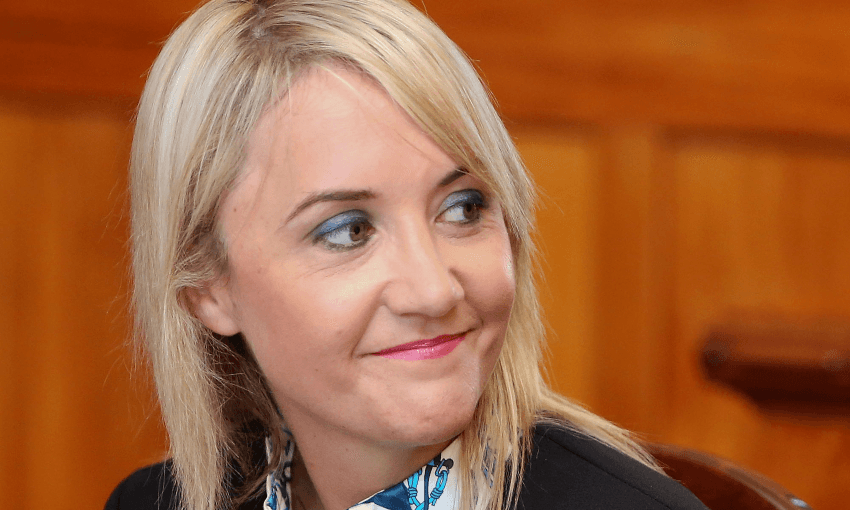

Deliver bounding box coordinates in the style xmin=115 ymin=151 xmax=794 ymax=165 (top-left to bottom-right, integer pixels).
xmin=463 ymin=232 xmax=516 ymax=325
xmin=228 ymin=258 xmax=382 ymax=373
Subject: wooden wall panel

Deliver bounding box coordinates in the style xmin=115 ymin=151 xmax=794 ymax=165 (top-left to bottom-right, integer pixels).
xmin=517 ymin=126 xmax=680 ymax=435
xmin=666 ymin=133 xmax=850 ymax=508
xmin=0 ymin=1 xmax=186 ymax=99
xmin=426 ymin=0 xmax=850 ymax=137
xmin=516 ymin=126 xmax=850 ymax=510
xmin=0 ymin=99 xmax=167 ymax=509
xmin=2 ymin=0 xmax=849 ymax=136
xmin=514 ymin=128 xmax=601 ymax=405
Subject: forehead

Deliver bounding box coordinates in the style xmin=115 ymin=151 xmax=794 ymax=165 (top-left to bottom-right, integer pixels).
xmin=219 ymin=65 xmax=458 ymax=232
xmin=245 ymin=65 xmax=450 ymax=182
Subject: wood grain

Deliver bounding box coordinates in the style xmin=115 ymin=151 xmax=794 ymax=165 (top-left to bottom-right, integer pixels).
xmin=426 ymin=0 xmax=850 ymax=136
xmin=0 ymin=98 xmax=167 ymax=509
xmin=515 ymin=125 xmax=850 ymax=510
xmin=667 ymin=131 xmax=850 ymax=509
xmin=3 ymin=0 xmax=850 ymax=135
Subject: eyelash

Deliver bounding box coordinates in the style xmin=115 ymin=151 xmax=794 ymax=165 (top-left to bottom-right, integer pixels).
xmin=439 ymin=189 xmax=487 ymax=225
xmin=311 ymin=210 xmax=373 ymax=251
xmin=311 ymin=189 xmax=489 ymax=251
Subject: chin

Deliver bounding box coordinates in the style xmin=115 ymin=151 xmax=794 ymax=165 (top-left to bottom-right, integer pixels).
xmin=384 ymin=419 xmax=471 ymax=451
xmin=377 ymin=388 xmax=481 ymax=449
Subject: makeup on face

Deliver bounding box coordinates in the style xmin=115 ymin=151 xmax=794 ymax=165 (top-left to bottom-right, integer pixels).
xmin=201 ymin=66 xmax=515 ymax=468
xmin=374 ymin=333 xmax=467 ymax=361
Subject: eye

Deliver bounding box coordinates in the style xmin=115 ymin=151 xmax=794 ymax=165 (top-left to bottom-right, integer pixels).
xmin=439 ymin=190 xmax=487 ymax=224
xmin=311 ymin=211 xmax=374 ymax=250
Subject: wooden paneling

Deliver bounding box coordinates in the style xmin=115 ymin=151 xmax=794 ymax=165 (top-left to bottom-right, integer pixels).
xmin=3 ymin=0 xmax=849 ymax=135
xmin=514 ymin=128 xmax=602 ymax=405
xmin=516 ymin=126 xmax=850 ymax=510
xmin=0 ymin=0 xmax=200 ymax=99
xmin=667 ymin=132 xmax=850 ymax=508
xmin=2 ymin=0 xmax=847 ymax=130
xmin=518 ymin=126 xmax=679 ymax=435
xmin=0 ymin=98 xmax=167 ymax=509
xmin=426 ymin=0 xmax=850 ymax=136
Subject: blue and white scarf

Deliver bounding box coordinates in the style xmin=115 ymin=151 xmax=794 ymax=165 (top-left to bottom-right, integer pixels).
xmin=263 ymin=436 xmax=461 ymax=510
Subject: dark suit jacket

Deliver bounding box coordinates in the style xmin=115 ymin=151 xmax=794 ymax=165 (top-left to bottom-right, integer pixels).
xmin=105 ymin=423 xmax=709 ymax=510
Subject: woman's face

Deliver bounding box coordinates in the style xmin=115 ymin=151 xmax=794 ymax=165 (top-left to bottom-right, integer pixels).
xmin=194 ymin=67 xmax=515 ymax=452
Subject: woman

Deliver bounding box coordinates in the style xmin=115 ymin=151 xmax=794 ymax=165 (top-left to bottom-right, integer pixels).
xmin=107 ymin=1 xmax=708 ymax=509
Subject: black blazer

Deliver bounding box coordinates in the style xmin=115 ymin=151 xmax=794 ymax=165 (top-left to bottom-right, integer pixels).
xmin=106 ymin=423 xmax=708 ymax=510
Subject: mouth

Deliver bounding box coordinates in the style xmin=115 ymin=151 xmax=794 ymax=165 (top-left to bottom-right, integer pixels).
xmin=375 ymin=333 xmax=467 ymax=361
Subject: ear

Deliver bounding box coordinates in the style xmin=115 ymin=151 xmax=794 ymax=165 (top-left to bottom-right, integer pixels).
xmin=185 ymin=281 xmax=241 ymax=337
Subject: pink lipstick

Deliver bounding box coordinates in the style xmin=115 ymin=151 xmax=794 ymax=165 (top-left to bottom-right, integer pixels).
xmin=375 ymin=334 xmax=465 ymax=360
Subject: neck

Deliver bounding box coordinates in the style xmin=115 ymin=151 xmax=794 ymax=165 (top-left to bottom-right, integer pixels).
xmin=289 ymin=451 xmax=322 ymax=510
xmin=286 ymin=423 xmax=452 ymax=510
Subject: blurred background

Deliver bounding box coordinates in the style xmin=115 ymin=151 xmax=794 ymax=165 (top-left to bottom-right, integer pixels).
xmin=1 ymin=0 xmax=848 ymax=508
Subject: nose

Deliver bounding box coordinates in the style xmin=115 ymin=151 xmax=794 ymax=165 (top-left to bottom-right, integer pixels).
xmin=381 ymin=223 xmax=464 ymax=318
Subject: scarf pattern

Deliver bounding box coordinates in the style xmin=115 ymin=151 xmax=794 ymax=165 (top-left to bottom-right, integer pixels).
xmin=263 ymin=439 xmax=460 ymax=510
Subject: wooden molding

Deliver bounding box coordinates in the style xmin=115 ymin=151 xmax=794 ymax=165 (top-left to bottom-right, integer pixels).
xmin=701 ymin=315 xmax=850 ymax=411
xmin=2 ymin=0 xmax=850 ymax=136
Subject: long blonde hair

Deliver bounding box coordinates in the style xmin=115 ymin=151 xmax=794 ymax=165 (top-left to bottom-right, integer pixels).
xmin=130 ymin=1 xmax=659 ymax=509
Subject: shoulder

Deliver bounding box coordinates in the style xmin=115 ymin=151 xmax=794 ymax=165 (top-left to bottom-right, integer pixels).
xmin=104 ymin=461 xmax=266 ymax=510
xmin=517 ymin=423 xmax=709 ymax=510
xmin=104 ymin=461 xmax=180 ymax=510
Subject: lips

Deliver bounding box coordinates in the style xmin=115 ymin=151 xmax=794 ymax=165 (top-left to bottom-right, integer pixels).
xmin=375 ymin=333 xmax=466 ymax=361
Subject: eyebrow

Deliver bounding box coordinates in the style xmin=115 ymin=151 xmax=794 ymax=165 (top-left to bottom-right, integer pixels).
xmin=285 ymin=167 xmax=469 ymax=224
xmin=286 ymin=190 xmax=376 ymax=223
xmin=438 ymin=167 xmax=468 ymax=187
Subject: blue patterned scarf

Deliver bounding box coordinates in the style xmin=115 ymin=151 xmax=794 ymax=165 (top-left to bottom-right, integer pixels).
xmin=263 ymin=437 xmax=461 ymax=510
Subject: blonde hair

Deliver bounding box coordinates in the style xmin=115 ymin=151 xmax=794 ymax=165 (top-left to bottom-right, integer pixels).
xmin=130 ymin=1 xmax=659 ymax=509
